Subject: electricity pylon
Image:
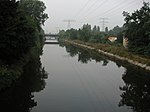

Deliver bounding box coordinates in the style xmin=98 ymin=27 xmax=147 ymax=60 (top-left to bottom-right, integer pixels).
xmin=63 ymin=19 xmax=75 ymax=29
xmin=100 ymin=18 xmax=108 ymax=32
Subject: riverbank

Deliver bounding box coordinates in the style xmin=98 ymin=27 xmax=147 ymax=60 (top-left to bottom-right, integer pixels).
xmin=0 ymin=45 xmax=43 ymax=91
xmin=64 ymin=40 xmax=150 ymax=71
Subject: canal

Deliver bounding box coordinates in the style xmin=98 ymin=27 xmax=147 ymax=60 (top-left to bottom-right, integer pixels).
xmin=0 ymin=43 xmax=150 ymax=112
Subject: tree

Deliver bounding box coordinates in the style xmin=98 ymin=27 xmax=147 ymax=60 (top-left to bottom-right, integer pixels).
xmin=0 ymin=0 xmax=48 ymax=63
xmin=79 ymin=24 xmax=92 ymax=42
xmin=93 ymin=25 xmax=97 ymax=32
xmin=97 ymin=26 xmax=100 ymax=32
xmin=19 ymin=0 xmax=48 ymax=26
xmin=0 ymin=1 xmax=37 ymax=62
xmin=108 ymin=25 xmax=123 ymax=36
xmin=123 ymin=2 xmax=150 ymax=55
xmin=105 ymin=27 xmax=108 ymax=33
xmin=93 ymin=25 xmax=100 ymax=33
xmin=69 ymin=29 xmax=78 ymax=40
xmin=59 ymin=30 xmax=66 ymax=39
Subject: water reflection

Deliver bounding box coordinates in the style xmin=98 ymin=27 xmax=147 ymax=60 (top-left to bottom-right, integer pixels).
xmin=0 ymin=56 xmax=48 ymax=112
xmin=63 ymin=43 xmax=109 ymax=65
xmin=61 ymin=43 xmax=150 ymax=112
xmin=119 ymin=66 xmax=150 ymax=112
xmin=1 ymin=43 xmax=150 ymax=112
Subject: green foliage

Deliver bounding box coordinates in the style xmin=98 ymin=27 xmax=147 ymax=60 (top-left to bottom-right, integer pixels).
xmin=0 ymin=65 xmax=22 ymax=90
xmin=19 ymin=0 xmax=48 ymax=26
xmin=66 ymin=28 xmax=78 ymax=40
xmin=78 ymin=24 xmax=92 ymax=42
xmin=59 ymin=24 xmax=108 ymax=43
xmin=0 ymin=48 xmax=48 ymax=111
xmin=123 ymin=2 xmax=150 ymax=56
xmin=92 ymin=25 xmax=100 ymax=33
xmin=59 ymin=30 xmax=66 ymax=39
xmin=0 ymin=2 xmax=36 ymax=62
xmin=0 ymin=0 xmax=47 ymax=63
xmin=90 ymin=32 xmax=108 ymax=43
xmin=0 ymin=0 xmax=48 ymax=89
xmin=105 ymin=27 xmax=109 ymax=33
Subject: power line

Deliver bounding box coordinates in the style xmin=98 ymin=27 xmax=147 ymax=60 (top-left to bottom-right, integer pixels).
xmin=83 ymin=0 xmax=135 ymax=22
xmin=73 ymin=0 xmax=92 ymax=18
xmin=105 ymin=0 xmax=140 ymax=18
xmin=79 ymin=0 xmax=108 ymax=21
xmin=74 ymin=0 xmax=106 ymax=27
xmin=101 ymin=0 xmax=138 ymax=17
xmin=77 ymin=0 xmax=100 ymax=19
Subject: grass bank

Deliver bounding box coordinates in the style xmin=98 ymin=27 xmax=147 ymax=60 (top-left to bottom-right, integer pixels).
xmin=65 ymin=40 xmax=150 ymax=71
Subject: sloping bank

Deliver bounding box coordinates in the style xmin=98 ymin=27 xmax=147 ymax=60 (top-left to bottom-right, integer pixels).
xmin=65 ymin=40 xmax=150 ymax=71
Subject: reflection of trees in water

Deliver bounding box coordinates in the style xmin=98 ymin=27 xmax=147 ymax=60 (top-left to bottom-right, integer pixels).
xmin=63 ymin=43 xmax=150 ymax=112
xmin=65 ymin=45 xmax=79 ymax=57
xmin=0 ymin=57 xmax=48 ymax=112
xmin=64 ymin=44 xmax=108 ymax=66
xmin=119 ymin=67 xmax=150 ymax=112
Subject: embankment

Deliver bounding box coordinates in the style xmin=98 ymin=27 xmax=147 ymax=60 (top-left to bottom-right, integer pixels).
xmin=65 ymin=40 xmax=150 ymax=71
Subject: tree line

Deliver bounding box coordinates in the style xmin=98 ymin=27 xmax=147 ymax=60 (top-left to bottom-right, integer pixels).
xmin=59 ymin=2 xmax=150 ymax=56
xmin=0 ymin=0 xmax=48 ymax=90
xmin=0 ymin=0 xmax=48 ymax=64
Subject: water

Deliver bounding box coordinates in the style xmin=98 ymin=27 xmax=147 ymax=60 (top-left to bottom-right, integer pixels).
xmin=0 ymin=43 xmax=150 ymax=112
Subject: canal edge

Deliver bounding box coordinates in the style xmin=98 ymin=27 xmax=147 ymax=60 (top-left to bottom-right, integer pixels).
xmin=65 ymin=40 xmax=150 ymax=71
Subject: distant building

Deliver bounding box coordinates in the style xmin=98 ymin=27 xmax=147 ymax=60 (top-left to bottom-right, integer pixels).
xmin=108 ymin=37 xmax=117 ymax=42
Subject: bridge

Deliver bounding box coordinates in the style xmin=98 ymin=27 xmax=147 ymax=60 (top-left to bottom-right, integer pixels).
xmin=44 ymin=33 xmax=59 ymax=44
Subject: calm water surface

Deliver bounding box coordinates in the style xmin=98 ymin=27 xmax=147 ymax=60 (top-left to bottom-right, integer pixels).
xmin=0 ymin=43 xmax=150 ymax=112
xmin=32 ymin=44 xmax=150 ymax=112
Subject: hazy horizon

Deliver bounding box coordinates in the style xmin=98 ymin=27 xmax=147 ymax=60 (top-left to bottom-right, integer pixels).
xmin=42 ymin=0 xmax=150 ymax=33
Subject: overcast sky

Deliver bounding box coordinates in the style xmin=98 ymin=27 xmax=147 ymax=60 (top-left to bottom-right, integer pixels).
xmin=42 ymin=0 xmax=150 ymax=33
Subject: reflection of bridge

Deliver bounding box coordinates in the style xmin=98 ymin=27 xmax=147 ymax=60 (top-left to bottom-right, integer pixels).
xmin=44 ymin=34 xmax=59 ymax=37
xmin=44 ymin=34 xmax=59 ymax=44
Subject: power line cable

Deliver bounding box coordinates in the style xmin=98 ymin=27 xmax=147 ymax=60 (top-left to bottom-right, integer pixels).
xmin=77 ymin=0 xmax=100 ymax=19
xmin=74 ymin=0 xmax=103 ymax=27
xmin=79 ymin=0 xmax=109 ymax=21
xmin=77 ymin=0 xmax=128 ymax=23
xmin=72 ymin=0 xmax=92 ymax=19
xmin=73 ymin=0 xmax=99 ymax=28
xmin=74 ymin=0 xmax=100 ymax=21
xmin=104 ymin=0 xmax=141 ymax=29
xmin=74 ymin=0 xmax=145 ymax=29
xmin=83 ymin=0 xmax=135 ymax=22
xmin=105 ymin=0 xmax=141 ymax=18
xmin=101 ymin=0 xmax=139 ymax=17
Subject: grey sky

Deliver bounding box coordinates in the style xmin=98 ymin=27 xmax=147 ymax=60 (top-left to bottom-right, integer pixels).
xmin=42 ymin=0 xmax=150 ymax=33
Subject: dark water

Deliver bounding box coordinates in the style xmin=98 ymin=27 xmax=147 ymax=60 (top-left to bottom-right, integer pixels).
xmin=0 ymin=43 xmax=150 ymax=112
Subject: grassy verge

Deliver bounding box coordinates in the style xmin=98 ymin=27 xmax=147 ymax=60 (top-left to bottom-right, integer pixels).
xmin=66 ymin=40 xmax=150 ymax=66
